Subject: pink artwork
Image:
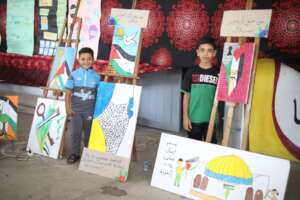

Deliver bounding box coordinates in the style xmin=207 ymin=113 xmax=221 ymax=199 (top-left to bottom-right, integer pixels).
xmin=217 ymin=42 xmax=255 ymax=104
xmin=68 ymin=0 xmax=101 ymax=56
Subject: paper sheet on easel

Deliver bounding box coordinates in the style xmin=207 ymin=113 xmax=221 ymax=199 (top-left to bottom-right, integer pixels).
xmin=220 ymin=9 xmax=272 ymax=38
xmin=109 ymin=8 xmax=149 ymax=28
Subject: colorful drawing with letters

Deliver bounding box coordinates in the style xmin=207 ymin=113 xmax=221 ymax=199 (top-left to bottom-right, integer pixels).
xmin=48 ymin=46 xmax=76 ymax=90
xmin=26 ymin=98 xmax=66 ymax=159
xmin=217 ymin=42 xmax=255 ymax=104
xmin=109 ymin=26 xmax=141 ymax=77
xmin=250 ymin=59 xmax=300 ymax=162
xmin=6 ymin=0 xmax=35 ymax=56
xmin=151 ymin=133 xmax=290 ymax=200
xmin=37 ymin=0 xmax=67 ymax=56
xmin=68 ymin=0 xmax=101 ymax=56
xmin=109 ymin=8 xmax=149 ymax=28
xmin=0 ymin=96 xmax=18 ymax=140
xmin=220 ymin=9 xmax=272 ymax=38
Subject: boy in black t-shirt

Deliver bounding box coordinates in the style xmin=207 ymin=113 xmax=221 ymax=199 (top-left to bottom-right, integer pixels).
xmin=181 ymin=37 xmax=218 ymax=142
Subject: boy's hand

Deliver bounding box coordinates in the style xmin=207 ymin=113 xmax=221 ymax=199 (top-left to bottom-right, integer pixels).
xmin=66 ymin=107 xmax=75 ymax=116
xmin=183 ymin=116 xmax=192 ymax=132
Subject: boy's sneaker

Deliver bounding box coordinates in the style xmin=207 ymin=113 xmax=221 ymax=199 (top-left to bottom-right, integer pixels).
xmin=67 ymin=154 xmax=80 ymax=164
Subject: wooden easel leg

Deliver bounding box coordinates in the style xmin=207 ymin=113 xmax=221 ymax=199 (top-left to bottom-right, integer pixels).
xmin=132 ymin=137 xmax=137 ymax=161
xmin=241 ymin=38 xmax=260 ymax=150
xmin=43 ymin=89 xmax=48 ymax=98
xmin=59 ymin=121 xmax=68 ymax=158
xmin=59 ymin=134 xmax=65 ymax=158
xmin=206 ymin=101 xmax=219 ymax=143
xmin=222 ymin=103 xmax=235 ymax=146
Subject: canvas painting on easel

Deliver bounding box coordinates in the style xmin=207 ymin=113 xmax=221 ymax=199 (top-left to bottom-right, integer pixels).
xmin=79 ymin=82 xmax=142 ymax=181
xmin=217 ymin=42 xmax=255 ymax=104
xmin=26 ymin=98 xmax=67 ymax=159
xmin=151 ymin=133 xmax=290 ymax=200
xmin=0 ymin=96 xmax=18 ymax=140
xmin=68 ymin=0 xmax=101 ymax=56
xmin=109 ymin=26 xmax=141 ymax=77
xmin=47 ymin=46 xmax=76 ymax=91
xmin=88 ymin=82 xmax=142 ymax=158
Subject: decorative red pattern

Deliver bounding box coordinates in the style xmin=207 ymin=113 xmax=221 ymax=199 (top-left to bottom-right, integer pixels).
xmin=136 ymin=0 xmax=165 ymax=48
xmin=0 ymin=53 xmax=52 ymax=86
xmin=0 ymin=3 xmax=6 ymax=41
xmin=0 ymin=52 xmax=168 ymax=86
xmin=100 ymin=0 xmax=122 ymax=44
xmin=268 ymin=0 xmax=300 ymax=54
xmin=211 ymin=0 xmax=251 ymax=47
xmin=150 ymin=48 xmax=173 ymax=67
xmin=139 ymin=63 xmax=172 ymax=74
xmin=166 ymin=0 xmax=209 ymax=51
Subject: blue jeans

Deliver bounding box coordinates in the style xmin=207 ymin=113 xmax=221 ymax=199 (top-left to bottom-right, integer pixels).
xmin=71 ymin=111 xmax=93 ymax=156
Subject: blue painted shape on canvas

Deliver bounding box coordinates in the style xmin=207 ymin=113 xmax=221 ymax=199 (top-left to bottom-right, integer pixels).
xmin=93 ymin=82 xmax=115 ymax=118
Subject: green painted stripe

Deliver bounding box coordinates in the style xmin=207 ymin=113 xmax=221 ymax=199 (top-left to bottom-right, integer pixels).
xmin=0 ymin=114 xmax=17 ymax=133
xmin=111 ymin=60 xmax=134 ymax=77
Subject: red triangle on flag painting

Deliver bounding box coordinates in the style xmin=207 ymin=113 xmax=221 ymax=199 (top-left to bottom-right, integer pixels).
xmin=110 ymin=45 xmax=120 ymax=60
xmin=55 ymin=63 xmax=65 ymax=76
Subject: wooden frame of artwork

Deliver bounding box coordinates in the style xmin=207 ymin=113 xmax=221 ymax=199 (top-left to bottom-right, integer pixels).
xmin=43 ymin=0 xmax=82 ymax=98
xmin=41 ymin=0 xmax=82 ymax=158
xmin=78 ymin=1 xmax=149 ymax=182
xmin=205 ymin=0 xmax=271 ymax=151
xmin=99 ymin=4 xmax=149 ymax=161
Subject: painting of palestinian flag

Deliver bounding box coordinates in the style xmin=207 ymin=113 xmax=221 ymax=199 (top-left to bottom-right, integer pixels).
xmin=217 ymin=42 xmax=255 ymax=104
xmin=0 ymin=96 xmax=18 ymax=140
xmin=109 ymin=26 xmax=141 ymax=77
xmin=47 ymin=46 xmax=76 ymax=91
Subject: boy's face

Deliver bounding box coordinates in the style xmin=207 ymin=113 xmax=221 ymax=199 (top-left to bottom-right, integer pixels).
xmin=196 ymin=43 xmax=216 ymax=65
xmin=178 ymin=160 xmax=183 ymax=166
xmin=78 ymin=53 xmax=94 ymax=69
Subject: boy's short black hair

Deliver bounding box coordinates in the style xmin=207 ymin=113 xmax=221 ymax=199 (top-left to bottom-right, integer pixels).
xmin=78 ymin=47 xmax=94 ymax=58
xmin=197 ymin=36 xmax=217 ymax=50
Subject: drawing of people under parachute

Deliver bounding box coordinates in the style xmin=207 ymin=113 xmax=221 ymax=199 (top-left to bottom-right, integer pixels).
xmin=173 ymin=155 xmax=281 ymax=200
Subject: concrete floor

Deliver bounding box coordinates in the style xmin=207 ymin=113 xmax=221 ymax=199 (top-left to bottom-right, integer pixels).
xmin=1 ymin=111 xmax=300 ymax=200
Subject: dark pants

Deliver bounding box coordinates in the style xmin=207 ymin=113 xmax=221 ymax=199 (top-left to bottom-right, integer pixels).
xmin=188 ymin=123 xmax=217 ymax=144
xmin=71 ymin=111 xmax=93 ymax=156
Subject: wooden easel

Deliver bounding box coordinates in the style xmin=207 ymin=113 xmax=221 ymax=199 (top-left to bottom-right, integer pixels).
xmin=100 ymin=45 xmax=141 ymax=161
xmin=42 ymin=0 xmax=82 ymax=98
xmin=206 ymin=0 xmax=261 ymax=149
xmin=100 ymin=1 xmax=144 ymax=161
xmin=41 ymin=0 xmax=82 ymax=157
